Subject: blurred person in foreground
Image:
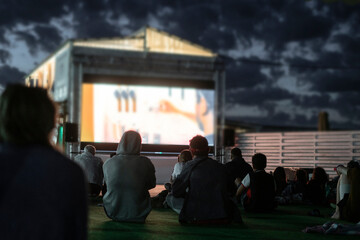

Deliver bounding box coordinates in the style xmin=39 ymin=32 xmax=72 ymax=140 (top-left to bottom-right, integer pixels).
xmin=172 ymin=135 xmax=242 ymax=224
xmin=0 ymin=84 xmax=87 ymax=240
xmin=102 ymin=130 xmax=156 ymax=223
xmin=74 ymin=144 xmax=104 ymax=196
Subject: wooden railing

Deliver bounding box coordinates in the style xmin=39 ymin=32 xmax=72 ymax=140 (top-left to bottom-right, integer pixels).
xmin=234 ymin=131 xmax=360 ymax=179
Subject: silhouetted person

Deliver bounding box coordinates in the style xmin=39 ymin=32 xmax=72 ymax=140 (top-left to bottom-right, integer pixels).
xmin=282 ymin=169 xmax=308 ymax=202
xmin=172 ymin=135 xmax=242 ymax=224
xmin=235 ymin=153 xmax=276 ymax=212
xmin=274 ymin=167 xmax=287 ymax=196
xmin=0 ymin=85 xmax=87 ymax=240
xmin=158 ymin=150 xmax=193 ymax=213
xmin=75 ymin=145 xmax=104 ymax=196
xmin=331 ymin=161 xmax=360 ymax=222
xmin=103 ymin=130 xmax=156 ymax=223
xmin=224 ymin=147 xmax=252 ymax=196
xmin=303 ymin=167 xmax=328 ymax=205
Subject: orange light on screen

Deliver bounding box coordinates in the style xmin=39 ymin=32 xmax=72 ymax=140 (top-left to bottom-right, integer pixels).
xmin=81 ymin=84 xmax=94 ymax=141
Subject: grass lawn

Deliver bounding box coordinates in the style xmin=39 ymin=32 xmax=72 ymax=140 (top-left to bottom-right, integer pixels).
xmin=88 ymin=199 xmax=357 ymax=240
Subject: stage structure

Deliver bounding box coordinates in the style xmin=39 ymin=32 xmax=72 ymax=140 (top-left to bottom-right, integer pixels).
xmin=25 ymin=27 xmax=226 ymax=159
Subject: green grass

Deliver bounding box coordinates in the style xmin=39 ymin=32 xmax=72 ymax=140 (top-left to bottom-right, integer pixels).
xmin=88 ymin=201 xmax=357 ymax=240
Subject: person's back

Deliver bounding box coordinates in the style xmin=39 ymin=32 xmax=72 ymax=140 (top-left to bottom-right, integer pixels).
xmin=274 ymin=167 xmax=287 ymax=196
xmin=246 ymin=170 xmax=276 ymax=212
xmin=103 ymin=130 xmax=156 ymax=223
xmin=236 ymin=153 xmax=276 ymax=212
xmin=224 ymin=147 xmax=252 ymax=196
xmin=172 ymin=135 xmax=241 ymax=224
xmin=0 ymin=145 xmax=87 ymax=240
xmin=74 ymin=145 xmax=103 ymax=195
xmin=304 ymin=167 xmax=328 ymax=205
xmin=0 ymin=85 xmax=87 ymax=240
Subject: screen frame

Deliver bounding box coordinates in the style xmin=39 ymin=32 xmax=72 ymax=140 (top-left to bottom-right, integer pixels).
xmin=80 ymin=74 xmax=216 ymax=152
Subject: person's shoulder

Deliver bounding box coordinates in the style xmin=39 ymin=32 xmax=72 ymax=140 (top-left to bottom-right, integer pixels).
xmin=34 ymin=146 xmax=84 ymax=174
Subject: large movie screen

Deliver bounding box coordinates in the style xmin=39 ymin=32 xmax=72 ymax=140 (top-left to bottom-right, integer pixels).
xmin=81 ymin=83 xmax=214 ymax=145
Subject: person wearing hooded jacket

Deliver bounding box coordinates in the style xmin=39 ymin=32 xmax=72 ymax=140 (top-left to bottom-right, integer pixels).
xmin=103 ymin=130 xmax=156 ymax=223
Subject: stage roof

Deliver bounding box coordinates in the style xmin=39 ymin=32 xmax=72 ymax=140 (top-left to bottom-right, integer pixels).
xmin=73 ymin=26 xmax=216 ymax=57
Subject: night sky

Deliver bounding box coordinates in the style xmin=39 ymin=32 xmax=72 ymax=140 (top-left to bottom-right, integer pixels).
xmin=0 ymin=0 xmax=359 ymax=130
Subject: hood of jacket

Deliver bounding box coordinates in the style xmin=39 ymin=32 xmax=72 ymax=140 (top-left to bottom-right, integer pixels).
xmin=116 ymin=130 xmax=141 ymax=155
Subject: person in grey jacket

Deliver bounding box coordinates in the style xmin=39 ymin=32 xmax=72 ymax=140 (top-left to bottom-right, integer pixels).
xmin=74 ymin=145 xmax=104 ymax=196
xmin=103 ymin=130 xmax=156 ymax=223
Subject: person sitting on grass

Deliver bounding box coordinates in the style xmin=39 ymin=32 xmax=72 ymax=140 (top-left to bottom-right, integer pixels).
xmin=281 ymin=169 xmax=308 ymax=203
xmin=172 ymin=135 xmax=242 ymax=224
xmin=74 ymin=144 xmax=104 ymax=197
xmin=224 ymin=147 xmax=253 ymax=197
xmin=274 ymin=167 xmax=287 ymax=196
xmin=0 ymin=85 xmax=87 ymax=240
xmin=170 ymin=149 xmax=193 ymax=184
xmin=235 ymin=153 xmax=276 ymax=212
xmin=102 ymin=130 xmax=156 ymax=223
xmin=153 ymin=150 xmax=192 ymax=212
xmin=331 ymin=160 xmax=360 ymax=223
xmin=303 ymin=167 xmax=328 ymax=205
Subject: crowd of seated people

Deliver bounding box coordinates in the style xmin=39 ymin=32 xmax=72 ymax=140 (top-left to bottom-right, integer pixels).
xmin=2 ymin=84 xmax=360 ymax=240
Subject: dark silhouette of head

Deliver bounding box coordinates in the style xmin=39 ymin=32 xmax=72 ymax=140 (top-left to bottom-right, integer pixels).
xmin=295 ymin=169 xmax=308 ymax=185
xmin=312 ymin=167 xmax=328 ymax=184
xmin=252 ymin=153 xmax=267 ymax=170
xmin=84 ymin=145 xmax=96 ymax=155
xmin=347 ymin=160 xmax=360 ymax=169
xmin=189 ymin=135 xmax=209 ymax=157
xmin=231 ymin=147 xmax=242 ymax=159
xmin=178 ymin=149 xmax=192 ymax=163
xmin=0 ymin=84 xmax=56 ymax=146
xmin=274 ymin=167 xmax=286 ymax=182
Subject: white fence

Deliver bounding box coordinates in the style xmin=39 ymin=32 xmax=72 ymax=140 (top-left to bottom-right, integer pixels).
xmin=234 ymin=131 xmax=360 ymax=179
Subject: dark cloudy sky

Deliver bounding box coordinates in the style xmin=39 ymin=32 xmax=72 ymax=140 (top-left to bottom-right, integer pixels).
xmin=0 ymin=0 xmax=359 ymax=130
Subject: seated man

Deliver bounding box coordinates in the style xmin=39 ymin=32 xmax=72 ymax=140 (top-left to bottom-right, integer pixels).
xmin=235 ymin=153 xmax=276 ymax=212
xmin=0 ymin=85 xmax=87 ymax=240
xmin=172 ymin=135 xmax=241 ymax=224
xmin=224 ymin=147 xmax=253 ymax=196
xmin=103 ymin=130 xmax=156 ymax=223
xmin=74 ymin=145 xmax=104 ymax=196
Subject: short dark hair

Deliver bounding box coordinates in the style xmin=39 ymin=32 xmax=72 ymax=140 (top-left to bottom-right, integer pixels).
xmin=189 ymin=135 xmax=208 ymax=156
xmin=0 ymin=85 xmax=56 ymax=146
xmin=231 ymin=147 xmax=242 ymax=158
xmin=252 ymin=153 xmax=267 ymax=170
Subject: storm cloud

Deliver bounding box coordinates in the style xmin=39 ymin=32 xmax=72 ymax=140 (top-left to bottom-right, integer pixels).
xmin=1 ymin=0 xmax=359 ymax=130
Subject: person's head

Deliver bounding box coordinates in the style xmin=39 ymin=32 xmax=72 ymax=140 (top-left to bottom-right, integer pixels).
xmin=116 ymin=130 xmax=142 ymax=155
xmin=231 ymin=147 xmax=242 ymax=160
xmin=178 ymin=149 xmax=192 ymax=163
xmin=84 ymin=145 xmax=96 ymax=155
xmin=252 ymin=153 xmax=267 ymax=170
xmin=274 ymin=167 xmax=286 ymax=182
xmin=0 ymin=84 xmax=56 ymax=146
xmin=189 ymin=135 xmax=209 ymax=157
xmin=347 ymin=160 xmax=360 ymax=169
xmin=295 ymin=169 xmax=308 ymax=184
xmin=312 ymin=167 xmax=328 ymax=184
